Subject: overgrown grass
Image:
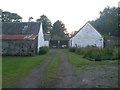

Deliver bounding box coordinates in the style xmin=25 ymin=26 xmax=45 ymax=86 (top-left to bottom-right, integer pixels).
xmin=69 ymin=47 xmax=119 ymax=60
xmin=67 ymin=51 xmax=118 ymax=67
xmin=2 ymin=54 xmax=48 ymax=87
xmin=42 ymin=53 xmax=60 ymax=86
xmin=68 ymin=52 xmax=94 ymax=66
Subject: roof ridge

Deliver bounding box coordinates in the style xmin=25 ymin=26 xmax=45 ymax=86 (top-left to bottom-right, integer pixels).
xmin=70 ymin=21 xmax=90 ymax=38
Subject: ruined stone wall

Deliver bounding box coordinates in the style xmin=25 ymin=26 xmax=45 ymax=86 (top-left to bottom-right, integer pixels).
xmin=2 ymin=40 xmax=37 ymax=56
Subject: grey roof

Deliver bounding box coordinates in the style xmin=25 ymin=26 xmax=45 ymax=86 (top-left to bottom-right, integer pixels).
xmin=70 ymin=21 xmax=102 ymax=39
xmin=51 ymin=35 xmax=68 ymax=40
xmin=2 ymin=22 xmax=41 ymax=35
xmin=70 ymin=22 xmax=89 ymax=38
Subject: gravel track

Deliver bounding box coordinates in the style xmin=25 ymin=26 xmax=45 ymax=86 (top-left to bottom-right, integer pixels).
xmin=11 ymin=49 xmax=118 ymax=88
xmin=13 ymin=50 xmax=57 ymax=88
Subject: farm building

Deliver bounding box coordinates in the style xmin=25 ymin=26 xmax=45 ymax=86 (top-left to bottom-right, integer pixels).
xmin=104 ymin=36 xmax=120 ymax=47
xmin=50 ymin=35 xmax=69 ymax=48
xmin=44 ymin=34 xmax=50 ymax=47
xmin=1 ymin=22 xmax=48 ymax=56
xmin=69 ymin=22 xmax=104 ymax=48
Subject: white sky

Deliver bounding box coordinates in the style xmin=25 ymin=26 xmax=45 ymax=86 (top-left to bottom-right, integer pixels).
xmin=0 ymin=0 xmax=119 ymax=33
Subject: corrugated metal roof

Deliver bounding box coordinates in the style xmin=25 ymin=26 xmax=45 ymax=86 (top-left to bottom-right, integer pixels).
xmin=0 ymin=34 xmax=38 ymax=40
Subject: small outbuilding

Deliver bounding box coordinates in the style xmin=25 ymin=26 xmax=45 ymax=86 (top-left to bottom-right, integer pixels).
xmin=69 ymin=22 xmax=104 ymax=48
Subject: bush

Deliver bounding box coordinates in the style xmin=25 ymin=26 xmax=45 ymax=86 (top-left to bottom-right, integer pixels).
xmin=39 ymin=46 xmax=49 ymax=55
xmin=75 ymin=48 xmax=87 ymax=55
xmin=74 ymin=46 xmax=119 ymax=60
xmin=101 ymin=48 xmax=115 ymax=60
xmin=111 ymin=48 xmax=119 ymax=60
xmin=69 ymin=47 xmax=76 ymax=52
xmin=82 ymin=47 xmax=102 ymax=60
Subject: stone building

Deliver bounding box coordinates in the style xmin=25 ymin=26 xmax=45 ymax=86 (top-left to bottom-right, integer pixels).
xmin=1 ymin=22 xmax=46 ymax=56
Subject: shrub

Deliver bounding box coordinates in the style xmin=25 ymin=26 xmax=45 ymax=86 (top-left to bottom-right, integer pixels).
xmin=112 ymin=48 xmax=119 ymax=60
xmin=39 ymin=46 xmax=49 ymax=55
xmin=82 ymin=47 xmax=101 ymax=59
xmin=75 ymin=48 xmax=87 ymax=55
xmin=69 ymin=47 xmax=76 ymax=52
xmin=101 ymin=48 xmax=114 ymax=60
xmin=74 ymin=46 xmax=119 ymax=60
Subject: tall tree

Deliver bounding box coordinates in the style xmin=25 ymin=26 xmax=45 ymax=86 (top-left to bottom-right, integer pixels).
xmin=28 ymin=17 xmax=33 ymax=22
xmin=36 ymin=15 xmax=52 ymax=34
xmin=51 ymin=20 xmax=67 ymax=39
xmin=2 ymin=11 xmax=22 ymax=22
xmin=90 ymin=6 xmax=118 ymax=37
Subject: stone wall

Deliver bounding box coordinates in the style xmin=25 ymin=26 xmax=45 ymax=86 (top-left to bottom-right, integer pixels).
xmin=2 ymin=40 xmax=37 ymax=56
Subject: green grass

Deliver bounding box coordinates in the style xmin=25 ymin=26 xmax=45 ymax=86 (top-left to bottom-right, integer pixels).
xmin=2 ymin=54 xmax=48 ymax=87
xmin=42 ymin=53 xmax=60 ymax=85
xmin=67 ymin=52 xmax=118 ymax=67
xmin=68 ymin=52 xmax=94 ymax=66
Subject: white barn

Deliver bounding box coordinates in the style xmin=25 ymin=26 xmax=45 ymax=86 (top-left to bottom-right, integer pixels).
xmin=38 ymin=23 xmax=50 ymax=48
xmin=37 ymin=22 xmax=45 ymax=52
xmin=69 ymin=22 xmax=104 ymax=48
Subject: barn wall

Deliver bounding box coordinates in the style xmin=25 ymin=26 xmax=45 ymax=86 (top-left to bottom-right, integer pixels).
xmin=37 ymin=23 xmax=45 ymax=52
xmin=2 ymin=40 xmax=36 ymax=56
xmin=69 ymin=23 xmax=104 ymax=48
xmin=44 ymin=41 xmax=49 ymax=47
xmin=72 ymin=36 xmax=103 ymax=48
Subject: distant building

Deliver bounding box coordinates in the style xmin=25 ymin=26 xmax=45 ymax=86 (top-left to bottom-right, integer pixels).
xmin=50 ymin=35 xmax=69 ymax=48
xmin=1 ymin=22 xmax=49 ymax=56
xmin=105 ymin=36 xmax=120 ymax=47
xmin=69 ymin=22 xmax=104 ymax=48
xmin=44 ymin=34 xmax=50 ymax=47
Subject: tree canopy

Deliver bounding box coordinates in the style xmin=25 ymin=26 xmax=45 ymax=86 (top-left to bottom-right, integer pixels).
xmin=28 ymin=17 xmax=33 ymax=22
xmin=2 ymin=11 xmax=22 ymax=22
xmin=51 ymin=20 xmax=67 ymax=39
xmin=36 ymin=15 xmax=52 ymax=34
xmin=90 ymin=6 xmax=118 ymax=37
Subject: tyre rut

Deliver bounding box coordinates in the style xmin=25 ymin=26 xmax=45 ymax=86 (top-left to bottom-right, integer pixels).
xmin=13 ymin=50 xmax=57 ymax=88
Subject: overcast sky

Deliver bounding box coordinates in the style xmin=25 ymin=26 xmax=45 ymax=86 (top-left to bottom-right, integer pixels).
xmin=0 ymin=0 xmax=119 ymax=33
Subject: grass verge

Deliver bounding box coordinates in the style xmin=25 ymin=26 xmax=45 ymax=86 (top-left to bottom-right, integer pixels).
xmin=2 ymin=54 xmax=48 ymax=87
xmin=67 ymin=52 xmax=118 ymax=67
xmin=41 ymin=53 xmax=60 ymax=86
xmin=68 ymin=50 xmax=118 ymax=88
xmin=68 ymin=52 xmax=94 ymax=66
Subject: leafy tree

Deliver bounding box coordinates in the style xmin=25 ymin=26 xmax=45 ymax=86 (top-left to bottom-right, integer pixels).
xmin=2 ymin=11 xmax=22 ymax=22
xmin=28 ymin=17 xmax=33 ymax=22
xmin=36 ymin=15 xmax=52 ymax=34
xmin=90 ymin=6 xmax=118 ymax=37
xmin=51 ymin=20 xmax=67 ymax=39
